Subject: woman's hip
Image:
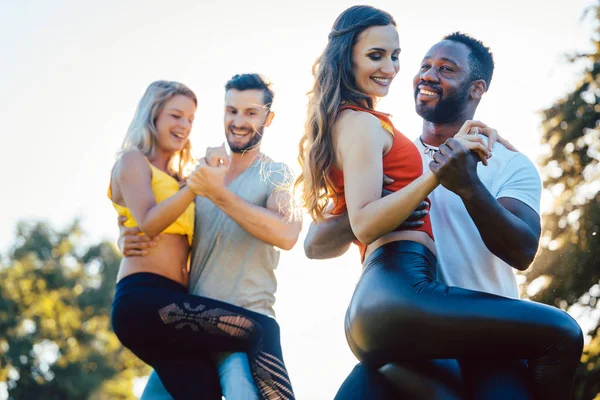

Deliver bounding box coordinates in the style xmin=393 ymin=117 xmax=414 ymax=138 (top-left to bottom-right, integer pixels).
xmin=360 ymin=240 xmax=438 ymax=289
xmin=346 ymin=241 xmax=439 ymax=342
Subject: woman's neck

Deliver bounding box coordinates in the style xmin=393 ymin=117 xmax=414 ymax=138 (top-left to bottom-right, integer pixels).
xmin=149 ymin=150 xmax=173 ymax=172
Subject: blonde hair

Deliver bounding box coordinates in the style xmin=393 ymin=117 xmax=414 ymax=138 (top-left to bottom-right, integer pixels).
xmin=120 ymin=80 xmax=197 ymax=181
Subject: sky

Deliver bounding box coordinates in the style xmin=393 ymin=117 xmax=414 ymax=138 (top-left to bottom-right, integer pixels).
xmin=0 ymin=0 xmax=597 ymax=398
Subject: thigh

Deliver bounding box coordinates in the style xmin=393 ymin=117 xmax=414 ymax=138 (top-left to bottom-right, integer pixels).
xmin=347 ymin=250 xmax=577 ymax=363
xmin=112 ymin=286 xmax=270 ymax=365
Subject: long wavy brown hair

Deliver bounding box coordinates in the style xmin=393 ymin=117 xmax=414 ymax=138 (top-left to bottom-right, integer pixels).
xmin=295 ymin=5 xmax=396 ymax=221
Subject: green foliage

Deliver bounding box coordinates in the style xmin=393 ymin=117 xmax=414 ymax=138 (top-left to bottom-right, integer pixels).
xmin=523 ymin=2 xmax=600 ymax=399
xmin=0 ymin=221 xmax=150 ymax=399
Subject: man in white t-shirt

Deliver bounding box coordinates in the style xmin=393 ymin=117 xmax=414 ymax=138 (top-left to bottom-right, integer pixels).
xmin=305 ymin=32 xmax=542 ymax=399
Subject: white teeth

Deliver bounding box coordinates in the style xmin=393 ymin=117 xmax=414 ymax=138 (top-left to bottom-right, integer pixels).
xmin=372 ymin=77 xmax=390 ymax=83
xmin=420 ymin=89 xmax=437 ymax=96
xmin=172 ymin=132 xmax=185 ymax=139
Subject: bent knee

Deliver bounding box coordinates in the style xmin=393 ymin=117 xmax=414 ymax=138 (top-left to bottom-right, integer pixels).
xmin=549 ymin=311 xmax=584 ymax=356
xmin=345 ymin=296 xmax=418 ymax=367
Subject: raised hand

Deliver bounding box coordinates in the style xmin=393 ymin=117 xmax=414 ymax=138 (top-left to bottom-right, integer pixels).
xmin=187 ymin=157 xmax=229 ymax=198
xmin=429 ymin=137 xmax=483 ymax=195
xmin=455 ymin=120 xmax=518 ymax=153
xmin=454 ymin=134 xmax=491 ymax=165
xmin=205 ymin=143 xmax=231 ymax=167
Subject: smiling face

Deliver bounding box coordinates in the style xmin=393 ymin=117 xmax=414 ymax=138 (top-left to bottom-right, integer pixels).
xmin=154 ymin=94 xmax=196 ymax=154
xmin=413 ymin=40 xmax=474 ymax=124
xmin=223 ymin=89 xmax=273 ymax=153
xmin=351 ymin=24 xmax=400 ymax=101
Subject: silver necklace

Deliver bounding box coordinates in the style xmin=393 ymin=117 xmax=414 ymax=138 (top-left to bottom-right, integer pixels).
xmin=419 ymin=137 xmax=439 ymax=158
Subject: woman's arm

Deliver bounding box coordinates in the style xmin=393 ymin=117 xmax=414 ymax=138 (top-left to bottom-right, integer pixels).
xmin=335 ymin=112 xmax=491 ymax=245
xmin=333 ymin=112 xmax=435 ymax=244
xmin=115 ymin=151 xmax=196 ymax=237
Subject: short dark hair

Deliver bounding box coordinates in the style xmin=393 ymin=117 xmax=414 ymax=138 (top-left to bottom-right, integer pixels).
xmin=225 ymin=73 xmax=275 ymax=110
xmin=442 ymin=32 xmax=494 ymax=91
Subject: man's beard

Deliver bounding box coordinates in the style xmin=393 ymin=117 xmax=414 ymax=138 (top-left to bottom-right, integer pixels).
xmin=227 ymin=125 xmax=264 ymax=153
xmin=415 ymin=82 xmax=470 ymax=124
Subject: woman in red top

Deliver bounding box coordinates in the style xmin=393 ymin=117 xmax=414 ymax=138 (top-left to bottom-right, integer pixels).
xmin=296 ymin=6 xmax=582 ymax=400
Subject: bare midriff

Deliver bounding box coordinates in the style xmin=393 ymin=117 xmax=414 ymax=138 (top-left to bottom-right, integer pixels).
xmin=117 ymin=233 xmax=190 ymax=287
xmin=363 ymin=230 xmax=437 ymax=265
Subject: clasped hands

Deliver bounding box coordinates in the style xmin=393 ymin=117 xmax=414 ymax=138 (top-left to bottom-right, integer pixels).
xmin=186 ymin=143 xmax=231 ymax=198
xmin=430 ymin=120 xmax=517 ymax=194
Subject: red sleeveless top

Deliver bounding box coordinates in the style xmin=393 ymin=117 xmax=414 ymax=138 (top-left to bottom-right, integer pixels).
xmin=328 ymin=105 xmax=434 ymax=260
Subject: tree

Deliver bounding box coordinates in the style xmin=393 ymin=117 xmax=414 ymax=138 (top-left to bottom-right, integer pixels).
xmin=522 ymin=2 xmax=600 ymax=398
xmin=0 ymin=220 xmax=150 ymax=399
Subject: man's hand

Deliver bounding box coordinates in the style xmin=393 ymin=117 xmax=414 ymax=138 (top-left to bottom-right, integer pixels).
xmin=187 ymin=158 xmax=229 ymax=199
xmin=205 ymin=143 xmax=231 ymax=167
xmin=400 ymin=201 xmax=429 ymax=228
xmin=429 ymin=137 xmax=483 ymax=196
xmin=117 ymin=215 xmax=158 ymax=257
xmin=304 ymin=175 xmax=429 ymax=259
xmin=383 ymin=175 xmax=428 ymax=228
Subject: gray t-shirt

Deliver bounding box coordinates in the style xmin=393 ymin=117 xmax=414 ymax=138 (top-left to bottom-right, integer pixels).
xmin=187 ymin=156 xmax=292 ymax=317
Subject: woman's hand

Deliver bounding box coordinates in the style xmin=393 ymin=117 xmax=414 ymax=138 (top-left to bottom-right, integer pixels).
xmin=453 ymin=134 xmax=491 ymax=166
xmin=455 ymin=120 xmax=518 ymax=153
xmin=187 ymin=158 xmax=229 ymax=198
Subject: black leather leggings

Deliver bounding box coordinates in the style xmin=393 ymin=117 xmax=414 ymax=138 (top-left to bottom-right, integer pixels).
xmin=345 ymin=241 xmax=583 ymax=400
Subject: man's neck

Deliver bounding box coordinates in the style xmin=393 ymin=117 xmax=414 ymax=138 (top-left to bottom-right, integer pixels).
xmin=420 ymin=110 xmax=479 ymax=147
xmin=420 ymin=121 xmax=462 ymax=147
xmin=419 ymin=104 xmax=478 ymax=147
xmin=228 ymin=148 xmax=262 ymax=177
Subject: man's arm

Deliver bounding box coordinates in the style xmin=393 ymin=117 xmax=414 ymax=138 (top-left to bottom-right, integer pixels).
xmin=304 ymin=212 xmax=354 ymax=259
xmin=304 ymin=196 xmax=430 ymax=260
xmin=116 ymin=216 xmax=158 ymax=256
xmin=431 ymin=138 xmax=541 ymax=270
xmin=304 ymin=175 xmax=404 ymax=260
xmin=209 ymin=186 xmax=302 ymax=250
xmin=187 ymin=158 xmax=302 ymax=250
xmin=459 ymin=184 xmax=540 ymax=270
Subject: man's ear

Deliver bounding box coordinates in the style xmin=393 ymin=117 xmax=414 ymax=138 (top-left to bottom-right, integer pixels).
xmin=265 ymin=110 xmax=275 ymax=127
xmin=470 ymin=79 xmax=487 ymax=100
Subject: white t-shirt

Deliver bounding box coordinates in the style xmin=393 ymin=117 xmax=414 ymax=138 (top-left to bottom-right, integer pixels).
xmin=415 ymin=139 xmax=542 ymax=298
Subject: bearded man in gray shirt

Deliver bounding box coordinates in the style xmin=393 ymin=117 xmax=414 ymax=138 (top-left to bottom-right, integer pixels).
xmin=118 ymin=74 xmax=302 ymax=400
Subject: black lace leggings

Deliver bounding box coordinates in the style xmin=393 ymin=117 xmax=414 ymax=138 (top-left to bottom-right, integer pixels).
xmin=111 ymin=272 xmax=294 ymax=400
xmin=345 ymin=241 xmax=583 ymax=400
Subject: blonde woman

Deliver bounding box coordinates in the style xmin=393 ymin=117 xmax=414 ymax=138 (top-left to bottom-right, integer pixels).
xmin=109 ymin=81 xmax=294 ymax=399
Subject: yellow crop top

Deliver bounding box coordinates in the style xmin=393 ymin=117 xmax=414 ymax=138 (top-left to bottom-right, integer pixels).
xmin=108 ymin=160 xmax=195 ymax=245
